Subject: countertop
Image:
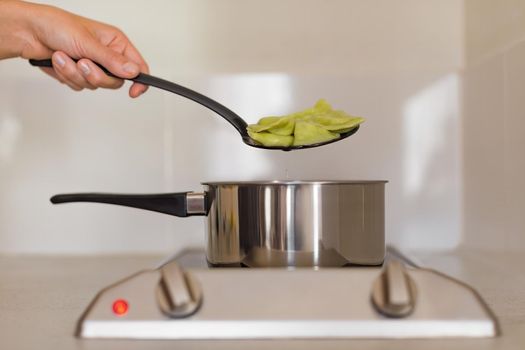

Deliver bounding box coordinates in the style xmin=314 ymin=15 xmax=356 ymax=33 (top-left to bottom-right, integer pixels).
xmin=1 ymin=249 xmax=524 ymax=349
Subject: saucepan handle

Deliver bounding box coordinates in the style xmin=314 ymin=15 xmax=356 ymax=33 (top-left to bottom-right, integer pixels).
xmin=50 ymin=192 xmax=208 ymax=217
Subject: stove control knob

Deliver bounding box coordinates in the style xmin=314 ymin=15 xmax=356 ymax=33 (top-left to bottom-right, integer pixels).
xmin=371 ymin=260 xmax=417 ymax=318
xmin=156 ymin=262 xmax=203 ymax=318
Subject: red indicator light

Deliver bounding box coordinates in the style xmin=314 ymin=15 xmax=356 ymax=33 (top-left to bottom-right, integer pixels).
xmin=112 ymin=299 xmax=129 ymax=316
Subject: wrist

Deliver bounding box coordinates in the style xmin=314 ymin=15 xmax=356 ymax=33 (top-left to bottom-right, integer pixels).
xmin=0 ymin=1 xmax=36 ymax=58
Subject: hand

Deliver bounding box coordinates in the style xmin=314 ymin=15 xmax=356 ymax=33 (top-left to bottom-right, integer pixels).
xmin=0 ymin=1 xmax=149 ymax=97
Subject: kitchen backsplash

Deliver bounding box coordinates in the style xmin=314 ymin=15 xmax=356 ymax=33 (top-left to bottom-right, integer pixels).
xmin=0 ymin=70 xmax=463 ymax=254
xmin=462 ymin=0 xmax=525 ymax=252
xmin=3 ymin=0 xmax=523 ymax=255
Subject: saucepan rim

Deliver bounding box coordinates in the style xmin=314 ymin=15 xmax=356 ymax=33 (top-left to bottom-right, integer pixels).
xmin=202 ymin=180 xmax=388 ymax=186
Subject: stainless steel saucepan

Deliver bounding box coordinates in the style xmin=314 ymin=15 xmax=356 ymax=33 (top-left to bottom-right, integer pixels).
xmin=51 ymin=180 xmax=387 ymax=267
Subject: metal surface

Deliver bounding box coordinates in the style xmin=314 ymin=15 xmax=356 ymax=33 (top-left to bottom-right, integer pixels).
xmin=204 ymin=181 xmax=386 ymax=267
xmin=77 ymin=256 xmax=498 ymax=340
xmin=158 ymin=246 xmax=417 ymax=270
xmin=185 ymin=192 xmax=207 ymax=215
xmin=371 ymin=260 xmax=417 ymax=317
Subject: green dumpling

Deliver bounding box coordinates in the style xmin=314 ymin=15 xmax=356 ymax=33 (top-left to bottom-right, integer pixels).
xmin=292 ymin=120 xmax=339 ymax=146
xmin=312 ymin=99 xmax=333 ymax=113
xmin=310 ymin=114 xmax=365 ymax=133
xmin=247 ymin=116 xmax=295 ymax=136
xmin=248 ymin=130 xmax=293 ymax=147
xmin=291 ymin=99 xmax=332 ymax=120
xmin=246 ymin=99 xmax=363 ymax=147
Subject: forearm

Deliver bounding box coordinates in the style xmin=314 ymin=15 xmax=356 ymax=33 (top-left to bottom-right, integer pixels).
xmin=0 ymin=0 xmax=36 ymax=59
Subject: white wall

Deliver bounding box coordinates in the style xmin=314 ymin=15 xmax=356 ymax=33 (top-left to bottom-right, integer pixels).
xmin=0 ymin=0 xmax=464 ymax=254
xmin=462 ymin=0 xmax=525 ymax=252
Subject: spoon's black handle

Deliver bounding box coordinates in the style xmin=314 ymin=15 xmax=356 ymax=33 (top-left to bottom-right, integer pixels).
xmin=29 ymin=58 xmax=117 ymax=78
xmin=28 ymin=58 xmax=248 ymax=135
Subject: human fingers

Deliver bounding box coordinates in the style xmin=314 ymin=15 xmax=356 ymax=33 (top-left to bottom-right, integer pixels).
xmin=51 ymin=51 xmax=95 ymax=90
xmin=49 ymin=55 xmax=83 ymax=91
xmin=129 ymin=82 xmax=147 ymax=98
xmin=76 ymin=59 xmax=124 ymax=89
xmin=122 ymin=43 xmax=149 ymax=98
xmin=81 ymin=36 xmax=140 ymax=80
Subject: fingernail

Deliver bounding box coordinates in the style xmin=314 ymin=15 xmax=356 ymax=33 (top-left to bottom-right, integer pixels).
xmin=79 ymin=61 xmax=90 ymax=76
xmin=123 ymin=62 xmax=139 ymax=75
xmin=55 ymin=54 xmax=66 ymax=68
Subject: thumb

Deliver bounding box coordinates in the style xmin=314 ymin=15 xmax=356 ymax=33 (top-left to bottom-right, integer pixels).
xmin=82 ymin=39 xmax=140 ymax=79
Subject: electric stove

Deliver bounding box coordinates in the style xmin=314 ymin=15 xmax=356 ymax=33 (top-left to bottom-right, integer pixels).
xmin=76 ymin=248 xmax=498 ymax=340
